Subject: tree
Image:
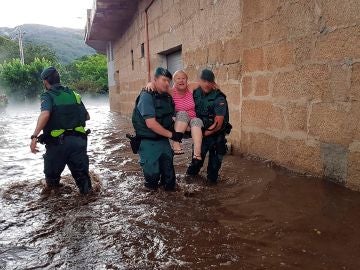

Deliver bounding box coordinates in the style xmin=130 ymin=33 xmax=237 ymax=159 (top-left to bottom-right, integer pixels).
xmin=0 ymin=58 xmax=51 ymax=100
xmin=0 ymin=35 xmax=58 ymax=65
xmin=0 ymin=36 xmax=19 ymax=64
xmin=23 ymin=43 xmax=58 ymax=65
xmin=62 ymin=54 xmax=108 ymax=94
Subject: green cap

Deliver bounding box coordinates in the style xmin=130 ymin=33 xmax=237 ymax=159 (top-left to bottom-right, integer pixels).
xmin=40 ymin=66 xmax=57 ymax=80
xmin=154 ymin=67 xmax=172 ymax=80
xmin=200 ymin=69 xmax=215 ymax=83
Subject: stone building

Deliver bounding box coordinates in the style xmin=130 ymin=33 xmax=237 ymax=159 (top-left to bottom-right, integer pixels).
xmin=85 ymin=0 xmax=360 ymax=190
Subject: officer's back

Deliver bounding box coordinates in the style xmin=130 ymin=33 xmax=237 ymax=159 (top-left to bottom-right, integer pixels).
xmin=30 ymin=67 xmax=92 ymax=195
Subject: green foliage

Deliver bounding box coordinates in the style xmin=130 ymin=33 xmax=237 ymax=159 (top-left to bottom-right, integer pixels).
xmin=0 ymin=24 xmax=96 ymax=64
xmin=62 ymin=54 xmax=108 ymax=94
xmin=0 ymin=35 xmax=58 ymax=65
xmin=0 ymin=58 xmax=51 ymax=100
xmin=0 ymin=36 xmax=19 ymax=64
xmin=0 ymin=32 xmax=107 ymax=99
xmin=23 ymin=43 xmax=58 ymax=65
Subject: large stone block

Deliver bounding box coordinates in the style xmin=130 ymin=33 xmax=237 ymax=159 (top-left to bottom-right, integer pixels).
xmin=158 ymin=7 xmax=181 ymax=34
xmin=213 ymin=65 xmax=228 ymax=83
xmin=223 ymin=38 xmax=242 ymax=64
xmin=242 ymin=21 xmax=266 ymax=48
xmin=277 ymin=138 xmax=323 ymax=175
xmin=227 ymin=63 xmax=242 ymax=81
xmin=194 ymin=47 xmax=208 ymax=66
xmin=184 ymin=66 xmax=198 ymax=81
xmin=309 ymin=102 xmax=353 ymax=145
xmin=316 ymin=0 xmax=360 ymax=28
xmin=350 ymin=63 xmax=360 ymax=101
xmin=184 ymin=50 xmax=195 ymax=66
xmin=284 ymin=104 xmax=308 ymax=132
xmin=242 ymin=76 xmax=253 ymax=97
xmin=221 ymin=83 xmax=240 ymax=107
xmin=346 ymin=151 xmax=360 ymax=190
xmin=179 ymin=0 xmax=199 ymax=20
xmin=242 ymin=100 xmax=285 ymax=130
xmin=322 ymin=64 xmax=352 ymax=102
xmin=242 ymin=0 xmax=280 ymax=24
xmin=263 ymin=15 xmax=288 ymax=43
xmin=273 ymin=64 xmax=330 ymax=101
xmin=351 ymin=101 xmax=360 ymax=141
xmin=254 ymin=75 xmax=270 ymax=96
xmin=279 ymin=0 xmax=316 ymax=38
xmin=241 ymin=131 xmax=279 ymax=161
xmin=162 ymin=0 xmax=175 ymax=13
xmin=207 ymin=40 xmax=224 ymax=64
xmin=243 ymin=47 xmax=265 ymax=72
xmin=313 ymin=25 xmax=360 ymax=62
xmin=264 ymin=42 xmax=295 ymax=70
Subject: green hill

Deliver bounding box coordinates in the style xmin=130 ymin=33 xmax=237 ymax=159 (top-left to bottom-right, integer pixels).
xmin=0 ymin=24 xmax=96 ymax=64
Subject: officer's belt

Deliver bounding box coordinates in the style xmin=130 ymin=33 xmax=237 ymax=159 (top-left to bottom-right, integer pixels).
xmin=39 ymin=130 xmax=89 ymax=145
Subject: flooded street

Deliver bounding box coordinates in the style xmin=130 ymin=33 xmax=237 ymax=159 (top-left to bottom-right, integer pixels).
xmin=1 ymin=98 xmax=360 ymax=270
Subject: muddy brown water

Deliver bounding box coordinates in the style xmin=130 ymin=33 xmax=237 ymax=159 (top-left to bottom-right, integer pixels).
xmin=0 ymin=98 xmax=360 ymax=270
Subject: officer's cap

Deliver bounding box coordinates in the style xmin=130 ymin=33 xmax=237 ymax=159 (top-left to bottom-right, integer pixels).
xmin=154 ymin=67 xmax=172 ymax=80
xmin=40 ymin=66 xmax=57 ymax=80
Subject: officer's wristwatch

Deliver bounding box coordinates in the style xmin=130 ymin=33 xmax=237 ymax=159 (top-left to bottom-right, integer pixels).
xmin=30 ymin=135 xmax=37 ymax=140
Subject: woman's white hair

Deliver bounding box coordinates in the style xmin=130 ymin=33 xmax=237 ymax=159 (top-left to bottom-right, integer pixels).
xmin=173 ymin=70 xmax=188 ymax=79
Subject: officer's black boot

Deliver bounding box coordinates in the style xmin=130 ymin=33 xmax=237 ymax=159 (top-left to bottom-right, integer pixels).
xmin=73 ymin=172 xmax=92 ymax=195
xmin=186 ymin=158 xmax=203 ymax=176
xmin=144 ymin=174 xmax=159 ymax=190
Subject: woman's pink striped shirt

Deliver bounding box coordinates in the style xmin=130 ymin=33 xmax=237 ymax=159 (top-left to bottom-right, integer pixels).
xmin=172 ymin=87 xmax=197 ymax=119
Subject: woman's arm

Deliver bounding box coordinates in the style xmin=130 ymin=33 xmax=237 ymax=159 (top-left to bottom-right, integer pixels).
xmin=144 ymin=81 xmax=173 ymax=95
xmin=187 ymin=81 xmax=219 ymax=92
xmin=187 ymin=81 xmax=200 ymax=92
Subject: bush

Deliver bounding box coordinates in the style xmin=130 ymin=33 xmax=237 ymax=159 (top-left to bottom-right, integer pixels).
xmin=62 ymin=54 xmax=108 ymax=94
xmin=0 ymin=58 xmax=51 ymax=100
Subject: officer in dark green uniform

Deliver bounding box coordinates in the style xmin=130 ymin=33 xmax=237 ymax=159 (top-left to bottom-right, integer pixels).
xmin=187 ymin=69 xmax=230 ymax=183
xmin=132 ymin=67 xmax=183 ymax=191
xmin=30 ymin=67 xmax=92 ymax=195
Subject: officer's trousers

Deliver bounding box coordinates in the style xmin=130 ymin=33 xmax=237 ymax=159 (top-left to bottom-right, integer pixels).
xmin=43 ymin=135 xmax=92 ymax=194
xmin=138 ymin=138 xmax=175 ymax=190
xmin=186 ymin=133 xmax=226 ymax=182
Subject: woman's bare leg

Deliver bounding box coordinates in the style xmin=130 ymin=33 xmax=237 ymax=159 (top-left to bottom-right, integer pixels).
xmin=190 ymin=118 xmax=203 ymax=160
xmin=173 ymin=111 xmax=190 ymax=153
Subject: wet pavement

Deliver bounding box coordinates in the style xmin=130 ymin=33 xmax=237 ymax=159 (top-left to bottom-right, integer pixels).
xmin=1 ymin=98 xmax=360 ymax=269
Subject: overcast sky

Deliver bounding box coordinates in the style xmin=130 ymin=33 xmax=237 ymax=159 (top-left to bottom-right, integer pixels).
xmin=0 ymin=0 xmax=94 ymax=29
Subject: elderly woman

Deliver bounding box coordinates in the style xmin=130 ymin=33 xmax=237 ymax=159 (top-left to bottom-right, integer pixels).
xmin=146 ymin=70 xmax=204 ymax=161
xmin=171 ymin=70 xmax=203 ymax=160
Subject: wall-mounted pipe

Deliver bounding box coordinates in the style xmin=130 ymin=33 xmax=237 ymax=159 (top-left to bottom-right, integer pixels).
xmin=145 ymin=0 xmax=155 ymax=82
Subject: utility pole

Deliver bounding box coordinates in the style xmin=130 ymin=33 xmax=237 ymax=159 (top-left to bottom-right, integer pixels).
xmin=16 ymin=26 xmax=25 ymax=65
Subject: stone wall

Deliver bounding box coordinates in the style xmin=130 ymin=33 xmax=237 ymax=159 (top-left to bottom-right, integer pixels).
xmin=110 ymin=0 xmax=360 ymax=190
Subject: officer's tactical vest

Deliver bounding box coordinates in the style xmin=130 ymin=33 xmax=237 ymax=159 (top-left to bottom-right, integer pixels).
xmin=193 ymin=87 xmax=229 ymax=130
xmin=43 ymin=86 xmax=87 ymax=137
xmin=132 ymin=90 xmax=175 ymax=139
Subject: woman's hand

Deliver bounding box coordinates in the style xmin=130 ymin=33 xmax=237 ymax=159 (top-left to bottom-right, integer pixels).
xmin=144 ymin=81 xmax=156 ymax=92
xmin=212 ymin=82 xmax=219 ymax=90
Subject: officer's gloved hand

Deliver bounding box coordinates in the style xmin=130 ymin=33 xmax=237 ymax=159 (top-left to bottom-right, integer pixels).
xmin=171 ymin=132 xmax=183 ymax=143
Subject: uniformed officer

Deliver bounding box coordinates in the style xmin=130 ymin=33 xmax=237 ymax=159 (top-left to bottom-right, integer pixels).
xmin=132 ymin=67 xmax=183 ymax=191
xmin=187 ymin=69 xmax=230 ymax=183
xmin=30 ymin=67 xmax=92 ymax=195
